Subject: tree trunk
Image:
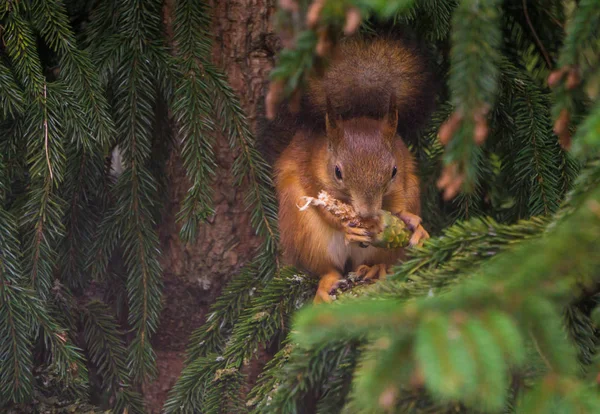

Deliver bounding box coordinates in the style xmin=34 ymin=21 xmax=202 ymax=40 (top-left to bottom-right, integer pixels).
xmin=142 ymin=1 xmax=278 ymax=411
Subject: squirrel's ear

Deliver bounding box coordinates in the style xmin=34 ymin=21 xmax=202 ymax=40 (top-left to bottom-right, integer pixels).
xmin=325 ymin=96 xmax=342 ymax=148
xmin=382 ymin=92 xmax=399 ymax=143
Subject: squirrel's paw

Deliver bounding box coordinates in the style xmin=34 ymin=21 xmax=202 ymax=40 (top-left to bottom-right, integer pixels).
xmin=343 ymin=223 xmax=373 ymax=246
xmin=355 ymin=263 xmax=388 ymax=281
xmin=397 ymin=211 xmax=430 ymax=247
xmin=313 ymin=271 xmax=343 ymax=305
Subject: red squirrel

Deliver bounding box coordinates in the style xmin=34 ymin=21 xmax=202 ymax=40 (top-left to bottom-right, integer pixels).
xmin=268 ymin=35 xmax=436 ymax=303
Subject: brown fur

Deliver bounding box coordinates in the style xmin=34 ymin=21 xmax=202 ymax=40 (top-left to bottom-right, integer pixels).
xmin=275 ymin=115 xmax=420 ymax=275
xmin=273 ymin=35 xmax=430 ymax=300
xmin=257 ymin=34 xmax=436 ymax=165
xmin=306 ymin=36 xmax=433 ymax=130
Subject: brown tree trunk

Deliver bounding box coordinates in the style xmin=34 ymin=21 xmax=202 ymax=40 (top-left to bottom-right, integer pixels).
xmin=143 ymin=1 xmax=278 ymax=412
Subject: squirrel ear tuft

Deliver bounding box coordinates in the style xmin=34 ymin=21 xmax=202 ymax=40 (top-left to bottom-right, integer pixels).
xmin=382 ymin=92 xmax=399 ymax=144
xmin=325 ymin=96 xmax=342 ymax=148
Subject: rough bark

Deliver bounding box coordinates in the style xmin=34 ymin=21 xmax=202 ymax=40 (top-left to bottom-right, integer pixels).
xmin=143 ymin=0 xmax=278 ymax=411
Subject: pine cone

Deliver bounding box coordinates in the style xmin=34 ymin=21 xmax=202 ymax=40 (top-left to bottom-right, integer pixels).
xmin=298 ymin=191 xmax=410 ymax=249
xmin=370 ymin=210 xmax=410 ymax=249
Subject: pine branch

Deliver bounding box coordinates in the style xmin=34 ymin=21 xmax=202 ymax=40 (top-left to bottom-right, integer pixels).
xmin=25 ymin=288 xmax=88 ymax=394
xmin=0 ymin=62 xmax=25 ymax=118
xmin=31 ymin=0 xmax=115 ymax=149
xmin=3 ymin=7 xmax=46 ymax=96
xmin=0 ymin=208 xmax=33 ymax=404
xmin=87 ymin=0 xmax=168 ymax=384
xmin=59 ymin=144 xmax=106 ymax=291
xmin=203 ymin=367 xmax=246 ymax=414
xmin=246 ymin=342 xmax=294 ymax=411
xmin=81 ymin=300 xmax=129 ymax=393
xmin=557 ymin=0 xmax=600 ymax=72
xmin=258 ymin=341 xmax=360 ymax=414
xmin=185 ymin=254 xmax=274 ymax=362
xmin=572 ymin=102 xmax=600 ymax=160
xmin=292 ymin=177 xmax=600 ymax=411
xmin=165 ymin=267 xmax=316 ymax=413
xmin=163 ymin=356 xmax=227 ymax=413
xmin=550 ymin=0 xmax=599 ymax=147
xmin=21 ymin=83 xmax=68 ymax=299
xmin=501 ymin=62 xmax=564 ymax=216
xmin=443 ymin=0 xmax=502 ymax=192
xmin=171 ymin=0 xmax=218 ymax=242
xmin=205 ymin=63 xmax=280 ymax=256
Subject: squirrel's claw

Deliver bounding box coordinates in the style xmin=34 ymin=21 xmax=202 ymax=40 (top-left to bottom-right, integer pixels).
xmin=397 ymin=211 xmax=430 ymax=247
xmin=344 ymin=225 xmax=372 ymax=245
xmin=355 ymin=263 xmax=388 ymax=281
xmin=408 ymin=225 xmax=429 ymax=247
xmin=314 ymin=271 xmax=343 ymax=304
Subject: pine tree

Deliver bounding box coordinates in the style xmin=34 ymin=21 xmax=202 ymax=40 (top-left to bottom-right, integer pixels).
xmin=165 ymin=0 xmax=600 ymax=413
xmin=1 ymin=0 xmax=274 ymax=411
xmin=2 ymin=0 xmax=599 ymax=413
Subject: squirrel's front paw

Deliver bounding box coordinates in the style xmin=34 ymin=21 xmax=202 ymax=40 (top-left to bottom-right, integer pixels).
xmin=343 ymin=222 xmax=373 ymax=246
xmin=397 ymin=211 xmax=430 ymax=247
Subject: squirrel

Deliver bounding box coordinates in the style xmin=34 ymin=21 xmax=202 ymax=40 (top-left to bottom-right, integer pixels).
xmin=265 ymin=34 xmax=437 ymax=304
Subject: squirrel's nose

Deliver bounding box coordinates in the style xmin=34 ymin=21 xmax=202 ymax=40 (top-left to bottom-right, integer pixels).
xmin=354 ymin=200 xmax=381 ymax=219
xmin=357 ymin=209 xmax=378 ymax=219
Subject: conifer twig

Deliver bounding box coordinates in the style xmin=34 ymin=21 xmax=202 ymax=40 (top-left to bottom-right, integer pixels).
xmin=43 ymin=84 xmax=53 ymax=181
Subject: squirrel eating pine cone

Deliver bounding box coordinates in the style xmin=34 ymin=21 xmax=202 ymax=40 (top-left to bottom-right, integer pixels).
xmin=298 ymin=191 xmax=411 ymax=249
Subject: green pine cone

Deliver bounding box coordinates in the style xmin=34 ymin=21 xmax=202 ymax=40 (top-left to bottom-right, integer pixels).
xmin=370 ymin=210 xmax=411 ymax=249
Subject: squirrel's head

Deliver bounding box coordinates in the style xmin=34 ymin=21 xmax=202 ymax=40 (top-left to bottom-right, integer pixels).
xmin=322 ymin=94 xmax=400 ymax=219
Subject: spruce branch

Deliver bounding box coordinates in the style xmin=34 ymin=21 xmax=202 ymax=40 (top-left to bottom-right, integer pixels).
xmin=257 ymin=341 xmax=361 ymax=414
xmin=171 ymin=0 xmax=218 ymax=242
xmin=31 ymin=0 xmax=115 ymax=149
xmin=571 ymin=102 xmax=600 ymax=160
xmin=25 ymin=287 xmax=88 ymax=394
xmin=224 ymin=267 xmax=316 ymax=366
xmin=292 ymin=179 xmax=600 ymax=411
xmin=0 ymin=62 xmax=25 ymax=118
xmin=185 ymin=253 xmax=276 ymax=362
xmin=22 ymin=83 xmax=68 ymax=299
xmin=556 ymin=0 xmax=600 ymax=73
xmin=438 ymin=0 xmax=502 ymax=199
xmin=165 ymin=267 xmax=316 ymax=413
xmin=83 ymin=0 xmax=122 ymax=84
xmin=549 ymin=0 xmax=599 ymax=148
xmin=246 ymin=342 xmax=295 ymax=411
xmin=81 ymin=300 xmax=129 ymax=393
xmin=81 ymin=300 xmax=145 ymax=411
xmin=501 ymin=62 xmax=564 ymax=216
xmin=376 ymin=216 xmax=549 ymax=299
xmin=59 ymin=144 xmax=106 ymax=290
xmin=0 ymin=208 xmax=33 ymax=404
xmin=203 ymin=366 xmax=246 ymax=414
xmin=87 ymin=0 xmax=167 ymax=384
xmin=204 ymin=63 xmax=280 ymax=256
xmin=3 ymin=9 xmax=46 ymax=96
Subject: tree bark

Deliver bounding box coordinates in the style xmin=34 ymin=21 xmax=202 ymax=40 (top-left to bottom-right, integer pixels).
xmin=143 ymin=1 xmax=278 ymax=411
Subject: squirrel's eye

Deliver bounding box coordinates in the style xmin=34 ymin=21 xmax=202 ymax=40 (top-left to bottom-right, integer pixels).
xmin=391 ymin=166 xmax=398 ymax=179
xmin=335 ymin=165 xmax=343 ymax=180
